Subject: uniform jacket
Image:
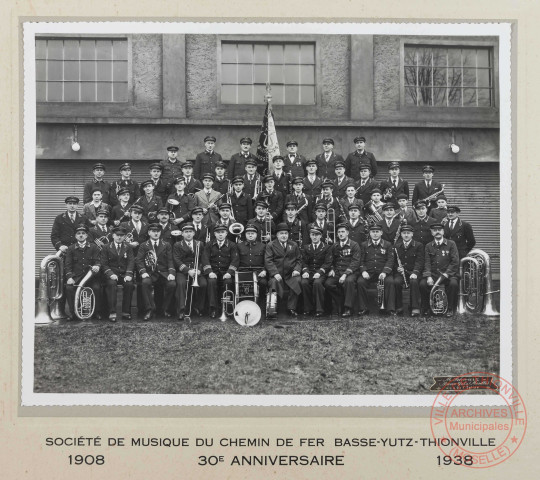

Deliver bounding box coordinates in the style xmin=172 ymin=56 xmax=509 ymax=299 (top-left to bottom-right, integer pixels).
xmin=330 ymin=239 xmax=361 ymax=276
xmin=347 ymin=218 xmax=368 ymax=246
xmin=83 ymin=202 xmax=111 ymax=222
xmin=423 ymin=238 xmax=459 ymax=278
xmin=264 ymin=239 xmax=302 ymax=294
xmin=209 ymin=217 xmax=238 ymax=243
xmin=355 ymin=177 xmax=380 ymax=205
xmin=313 ymin=195 xmax=341 ymax=220
xmin=139 ymin=178 xmax=169 ymax=203
xmin=412 ymin=180 xmax=444 ymax=210
xmin=192 ymin=222 xmax=210 ymax=242
xmin=397 ymin=207 xmax=417 ymax=225
xmin=243 ymin=173 xmax=261 ymax=198
xmin=377 ymin=216 xmax=402 ymax=244
xmin=203 ymin=239 xmax=240 ymax=276
xmin=183 ymin=177 xmax=203 ymax=196
xmin=315 ymin=151 xmax=344 ymax=180
xmin=285 ymin=193 xmax=312 ymax=224
xmin=89 ymin=224 xmax=113 ymax=247
xmin=411 ymin=216 xmax=436 ymax=245
xmin=194 ymin=150 xmax=224 ymax=180
xmin=338 ymin=197 xmax=365 ymax=221
xmin=261 ymin=189 xmax=285 ymax=221
xmin=332 ymin=175 xmax=355 ymax=199
xmin=83 ymin=179 xmax=112 ymax=204
xmin=301 ymin=242 xmax=332 ymax=275
xmin=247 ymin=217 xmax=276 ymax=242
xmin=157 ymin=222 xmax=180 ymax=245
xmin=110 ymin=179 xmax=139 ymax=206
xmin=100 ymin=241 xmax=135 ymax=278
xmin=379 ymin=177 xmax=410 ymax=203
xmin=51 ymin=212 xmax=91 ymax=249
xmin=272 ymin=171 xmax=290 ymax=197
xmin=172 ymin=239 xmax=207 ymax=273
xmin=285 ymin=218 xmax=309 ymax=246
xmin=283 ymin=153 xmax=307 ymax=178
xmin=443 ymin=218 xmax=476 ymax=259
xmin=302 ymin=175 xmax=323 ymax=198
xmin=345 ymin=150 xmax=378 ymax=179
xmin=65 ymin=242 xmax=101 ymax=282
xmin=110 ymin=203 xmax=131 ymax=225
xmin=237 ymin=240 xmax=266 ymax=273
xmin=194 ymin=189 xmax=223 ymax=224
xmin=136 ymin=239 xmax=175 ymax=278
xmin=228 ymin=191 xmax=254 ymax=225
xmin=166 ymin=192 xmax=196 ymax=223
xmin=137 ymin=194 xmax=163 ymax=222
xmin=213 ymin=177 xmax=230 ymax=196
xmin=310 ymin=219 xmax=332 ymax=243
xmin=360 ymin=239 xmax=394 ymax=275
xmin=393 ymin=239 xmax=424 ymax=277
xmin=119 ymin=219 xmax=149 ymax=249
xmin=429 ymin=207 xmax=448 ymax=223
xmin=228 ymin=152 xmax=258 ymax=179
xmin=159 ymin=158 xmax=185 ymax=187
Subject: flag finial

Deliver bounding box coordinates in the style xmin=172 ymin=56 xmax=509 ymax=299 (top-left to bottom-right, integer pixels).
xmin=264 ymin=83 xmax=272 ymax=104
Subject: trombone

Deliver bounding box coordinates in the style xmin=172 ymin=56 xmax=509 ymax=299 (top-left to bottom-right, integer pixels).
xmin=184 ymin=241 xmax=200 ymax=321
xmin=326 ymin=207 xmax=336 ymax=244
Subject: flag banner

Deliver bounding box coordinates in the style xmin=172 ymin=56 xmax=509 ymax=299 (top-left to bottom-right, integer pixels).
xmin=256 ymin=91 xmax=280 ymax=175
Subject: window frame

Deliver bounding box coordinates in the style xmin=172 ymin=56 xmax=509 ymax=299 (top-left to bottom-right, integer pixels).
xmin=399 ymin=39 xmax=499 ymax=113
xmin=35 ymin=34 xmax=133 ymax=105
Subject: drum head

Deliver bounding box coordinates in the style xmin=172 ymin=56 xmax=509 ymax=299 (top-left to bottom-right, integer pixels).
xmin=233 ymin=300 xmax=261 ymax=327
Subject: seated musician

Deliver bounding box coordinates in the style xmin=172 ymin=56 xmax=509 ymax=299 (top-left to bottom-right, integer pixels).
xmin=202 ymin=224 xmax=239 ymax=319
xmin=285 ymin=177 xmax=311 ymax=224
xmin=237 ymin=224 xmax=267 ymax=312
xmin=357 ymin=224 xmax=395 ymax=316
xmin=301 ymin=226 xmax=332 ymax=317
xmin=89 ymin=209 xmax=113 ymax=248
xmin=173 ymin=223 xmax=208 ymax=320
xmin=392 ymin=224 xmax=424 ymax=317
xmin=419 ymin=222 xmax=459 ymax=317
xmin=168 ymin=176 xmax=195 ymax=227
xmin=283 ymin=202 xmax=308 ymax=246
xmin=377 ymin=203 xmax=401 ymax=243
xmin=324 ymin=223 xmax=361 ymax=317
xmin=247 ymin=201 xmax=276 ymax=243
xmin=135 ymin=223 xmax=176 ymax=320
xmin=100 ymin=226 xmax=135 ymax=321
xmin=64 ymin=225 xmax=102 ymax=321
xmin=110 ymin=188 xmax=132 ymax=226
xmin=264 ymin=223 xmax=302 ymax=317
xmin=139 ymin=180 xmax=163 ymax=222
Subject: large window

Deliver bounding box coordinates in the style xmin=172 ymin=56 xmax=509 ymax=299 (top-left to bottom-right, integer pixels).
xmin=35 ymin=38 xmax=128 ymax=102
xmin=404 ymin=45 xmax=493 ymax=107
xmin=220 ymin=42 xmax=316 ymax=105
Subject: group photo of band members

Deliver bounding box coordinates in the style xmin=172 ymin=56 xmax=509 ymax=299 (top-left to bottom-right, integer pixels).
xmin=48 ymin=134 xmax=481 ymax=323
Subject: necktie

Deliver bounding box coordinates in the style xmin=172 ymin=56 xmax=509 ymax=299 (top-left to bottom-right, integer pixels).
xmin=116 ymin=243 xmax=120 ymax=253
xmin=70 ymin=214 xmax=75 ymax=222
xmin=282 ymin=242 xmax=287 ymax=250
xmin=361 ymin=181 xmax=366 ymax=187
xmin=325 ymin=153 xmax=330 ymax=161
xmin=206 ymin=192 xmax=210 ymax=200
xmin=394 ymin=180 xmax=398 ymax=188
xmin=135 ymin=222 xmax=140 ymax=234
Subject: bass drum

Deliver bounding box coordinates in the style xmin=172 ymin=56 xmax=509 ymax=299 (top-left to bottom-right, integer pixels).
xmin=233 ymin=300 xmax=262 ymax=327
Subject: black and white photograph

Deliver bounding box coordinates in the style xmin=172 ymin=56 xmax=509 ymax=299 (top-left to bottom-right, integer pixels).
xmin=22 ymin=21 xmax=511 ymax=406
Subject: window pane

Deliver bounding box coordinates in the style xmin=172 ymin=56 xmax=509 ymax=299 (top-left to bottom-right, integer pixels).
xmin=432 ymin=67 xmax=447 ymax=87
xmin=237 ymin=44 xmax=253 ymax=63
xmin=404 ymin=48 xmax=417 ymax=66
xmin=433 ymin=87 xmax=446 ymax=106
xmin=113 ymin=61 xmax=127 ymax=80
xmin=80 ymin=40 xmax=96 ymax=60
xmin=300 ymin=44 xmax=314 ymax=64
xmin=300 ymin=85 xmax=315 ymax=105
xmin=64 ymin=61 xmax=79 ymax=81
xmin=221 ymin=43 xmax=237 ymax=63
xmin=237 ymin=85 xmax=253 ymax=104
xmin=284 ymin=44 xmax=299 ymax=63
xmin=271 ymin=85 xmax=284 ymax=105
xmin=463 ymin=88 xmax=477 ymax=107
xmin=81 ymin=82 xmax=96 ymax=102
xmin=269 ymin=64 xmax=283 ymax=84
xmin=477 ymin=68 xmax=491 ymax=88
xmin=221 ymin=64 xmax=237 ymax=84
xmin=254 ymin=84 xmax=267 ymax=104
xmin=97 ymin=82 xmax=112 ymax=102
xmin=36 ymin=60 xmax=46 ymax=81
xmin=113 ymin=82 xmax=128 ymax=102
xmin=254 ymin=44 xmax=267 ymax=63
xmin=432 ymin=48 xmax=447 ymax=67
xmin=448 ymin=67 xmax=462 ymax=88
xmin=254 ymin=64 xmax=268 ymax=83
xmin=36 ymin=82 xmax=46 ymax=101
xmin=268 ymin=45 xmax=283 ymax=64
xmin=405 ymin=86 xmax=418 ymax=106
xmin=81 ymin=61 xmax=96 ymax=81
xmin=463 ymin=68 xmax=477 ymax=87
xmin=47 ymin=60 xmax=63 ymax=81
xmin=477 ymin=88 xmax=492 ymax=107
xmin=64 ymin=82 xmax=79 ymax=102
xmin=64 ymin=40 xmax=79 ymax=60
xmin=419 ymin=87 xmax=432 ymax=106
xmin=417 ymin=67 xmax=433 ymax=88
xmin=284 ymin=85 xmax=300 ymax=104
xmin=416 ymin=48 xmax=432 ymax=66
xmin=283 ymin=65 xmax=299 ymax=84
xmin=237 ymin=64 xmax=253 ymax=84
xmin=47 ymin=40 xmax=63 ymax=60
xmin=462 ymin=49 xmax=476 ymax=67
xmin=447 ymin=48 xmax=461 ymax=67
xmin=47 ymin=82 xmax=63 ymax=101
xmin=35 ymin=39 xmax=47 ymax=59
xmin=113 ymin=40 xmax=128 ymax=60
xmin=404 ymin=66 xmax=417 ymax=86
xmin=477 ymin=49 xmax=490 ymax=68
xmin=96 ymin=40 xmax=113 ymax=60
xmin=448 ymin=87 xmax=462 ymax=106
xmin=300 ymin=65 xmax=315 ymax=84
xmin=97 ymin=61 xmax=112 ymax=81
xmin=221 ymin=85 xmax=236 ymax=104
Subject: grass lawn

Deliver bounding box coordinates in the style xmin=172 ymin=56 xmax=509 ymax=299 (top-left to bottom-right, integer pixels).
xmin=34 ymin=312 xmax=499 ymax=395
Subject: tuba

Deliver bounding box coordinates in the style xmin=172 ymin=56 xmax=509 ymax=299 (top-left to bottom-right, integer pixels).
xmin=430 ymin=276 xmax=448 ymax=315
xmin=35 ymin=251 xmax=67 ymax=324
xmin=457 ymin=248 xmax=499 ymax=316
xmin=229 ymin=222 xmax=245 ymax=243
xmin=74 ymin=270 xmax=96 ymax=320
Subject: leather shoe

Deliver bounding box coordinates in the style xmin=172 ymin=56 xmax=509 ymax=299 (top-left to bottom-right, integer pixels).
xmin=389 ymin=310 xmax=397 ymax=316
xmin=315 ymin=312 xmax=324 ymax=318
xmin=410 ymin=309 xmax=420 ymax=318
xmin=122 ymin=313 xmax=131 ymax=320
xmin=445 ymin=309 xmax=454 ymax=318
xmin=358 ymin=309 xmax=369 ymax=316
xmin=164 ymin=312 xmax=172 ymax=318
xmin=210 ymin=309 xmax=217 ymax=319
xmin=109 ymin=313 xmax=117 ymax=322
xmin=287 ymin=309 xmax=298 ymax=317
xmin=143 ymin=311 xmax=153 ymax=321
xmin=342 ymin=308 xmax=352 ymax=317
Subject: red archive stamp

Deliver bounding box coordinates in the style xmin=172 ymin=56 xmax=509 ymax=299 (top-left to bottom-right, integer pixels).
xmin=430 ymin=372 xmax=526 ymax=468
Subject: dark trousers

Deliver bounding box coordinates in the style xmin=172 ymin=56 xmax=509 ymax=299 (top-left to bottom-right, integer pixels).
xmin=175 ymin=272 xmax=208 ymax=315
xmin=105 ymin=275 xmax=134 ymax=314
xmin=393 ymin=274 xmax=421 ymax=311
xmin=301 ymin=274 xmax=327 ymax=313
xmin=66 ymin=277 xmax=102 ymax=318
xmin=141 ymin=273 xmax=175 ymax=314
xmin=207 ymin=273 xmax=234 ymax=310
xmin=419 ymin=275 xmax=459 ymax=313
xmin=325 ymin=273 xmax=358 ymax=313
xmin=357 ymin=274 xmax=395 ymax=311
xmin=268 ymin=277 xmax=299 ymax=310
xmin=254 ymin=275 xmax=268 ymax=311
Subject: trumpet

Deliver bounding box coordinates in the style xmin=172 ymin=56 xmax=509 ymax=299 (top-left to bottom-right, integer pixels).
xmin=377 ymin=277 xmax=385 ymax=310
xmin=94 ymin=232 xmax=111 ymax=250
xmin=74 ymin=269 xmax=96 ymax=320
xmin=184 ymin=242 xmax=200 ymax=322
xmin=220 ymin=286 xmax=235 ymax=321
xmin=429 ymin=276 xmax=448 ymax=315
xmin=124 ymin=227 xmax=136 ymax=244
xmin=229 ymin=222 xmax=245 ymax=243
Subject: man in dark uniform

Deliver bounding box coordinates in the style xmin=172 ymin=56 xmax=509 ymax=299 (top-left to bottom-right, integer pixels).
xmin=355 ymin=164 xmax=379 ymax=206
xmin=136 ymin=223 xmax=176 ymax=320
xmin=51 ymin=196 xmax=91 ymax=253
xmin=194 ymin=136 xmax=224 ymax=180
xmin=138 ymin=180 xmax=163 ymax=222
xmin=243 ymin=159 xmax=261 ymax=198
xmin=213 ymin=161 xmax=230 ymax=195
xmin=228 ymin=137 xmax=258 ymax=179
xmin=173 ymin=223 xmax=208 ymax=320
xmin=311 ymin=203 xmax=331 ymax=243
xmin=156 ymin=208 xmax=180 ymax=244
xmin=247 ymin=201 xmax=275 ymax=243
xmin=141 ymin=163 xmax=169 ymax=203
xmin=100 ymin=226 xmax=135 ymax=321
xmin=346 ymin=204 xmax=368 ymax=246
xmin=332 ymin=161 xmax=354 ymax=199
xmin=167 ymin=177 xmax=196 ymax=227
xmin=396 ymin=193 xmax=417 ymax=225
xmin=357 ymin=223 xmax=395 ymax=315
xmin=378 ymin=203 xmax=401 ymax=243
xmin=392 ymin=224 xmax=424 ymax=317
xmin=286 ymin=177 xmax=312 ymax=225
xmin=89 ymin=209 xmax=113 ymax=249
xmin=265 ymin=223 xmax=302 ymax=317
xmin=211 ymin=203 xmax=238 ymax=243
xmin=283 ymin=140 xmax=306 ymax=178
xmin=315 ymin=181 xmax=341 ymax=230
xmin=110 ymin=188 xmax=132 ymax=226
xmin=411 ymin=201 xmax=436 ymax=245
xmin=315 ymin=138 xmax=344 ymax=181
xmin=228 ymin=176 xmax=253 ymax=225
xmin=301 ymin=226 xmax=332 ymax=317
xmin=345 ymin=136 xmax=378 ymax=180
xmin=324 ymin=223 xmax=361 ymax=317
xmin=339 ymin=185 xmax=364 ymax=223
xmin=271 ymin=155 xmax=290 ymax=198
xmin=203 ymin=224 xmax=239 ymax=318
xmin=64 ymin=225 xmax=102 ymax=320
xmin=190 ymin=207 xmax=210 ymax=242
xmin=420 ymin=223 xmax=460 ymax=317
xmin=120 ymin=205 xmax=148 ymax=254
xmin=181 ymin=161 xmax=203 ymax=196
xmin=443 ymin=205 xmax=476 ymax=260
xmin=159 ymin=145 xmax=185 ymax=190
xmin=379 ymin=162 xmax=409 ymax=204
xmin=83 ymin=163 xmax=112 ymax=205
xmin=283 ymin=202 xmax=308 ymax=246
xmin=110 ymin=163 xmax=139 ymax=206
xmin=260 ymin=175 xmax=284 ymax=222
xmin=303 ymin=159 xmax=323 ymax=198
xmin=411 ymin=165 xmax=444 ymax=212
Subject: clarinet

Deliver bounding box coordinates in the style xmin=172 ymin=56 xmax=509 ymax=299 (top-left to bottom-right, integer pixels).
xmin=394 ymin=248 xmax=409 ymax=289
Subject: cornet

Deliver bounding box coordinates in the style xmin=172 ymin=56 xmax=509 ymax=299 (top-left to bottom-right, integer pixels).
xmin=220 ymin=286 xmax=235 ymax=321
xmin=93 ymin=232 xmax=111 ymax=250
